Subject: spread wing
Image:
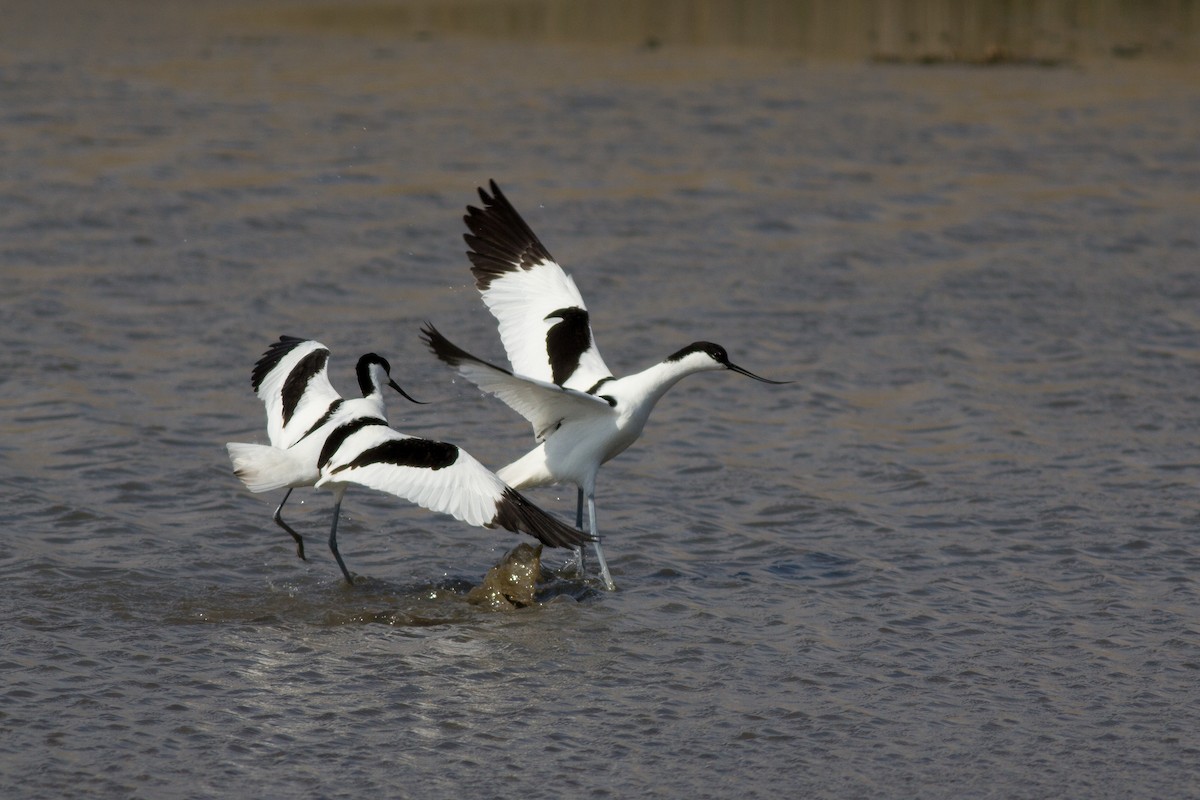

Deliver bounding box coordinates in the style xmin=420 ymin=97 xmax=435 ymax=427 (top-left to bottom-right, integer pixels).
xmin=317 ymin=427 xmax=589 ymax=549
xmin=421 ymin=323 xmax=613 ymax=442
xmin=250 ymin=336 xmax=344 ymax=449
xmin=463 ymin=180 xmax=614 ymax=392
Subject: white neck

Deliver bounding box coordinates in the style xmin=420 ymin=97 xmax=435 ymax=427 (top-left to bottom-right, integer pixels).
xmin=616 ymin=351 xmax=720 ymax=408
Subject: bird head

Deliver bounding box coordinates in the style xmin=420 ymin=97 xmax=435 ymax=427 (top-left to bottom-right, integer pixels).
xmin=667 ymin=342 xmax=792 ymax=384
xmin=357 ymin=353 xmax=426 ymax=404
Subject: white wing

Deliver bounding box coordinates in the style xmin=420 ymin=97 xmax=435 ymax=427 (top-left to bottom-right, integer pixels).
xmin=316 ymin=427 xmax=591 ymax=549
xmin=319 ymin=428 xmax=505 ymax=527
xmin=464 ymin=180 xmax=613 ymax=391
xmin=250 ymin=337 xmax=344 ymax=449
xmin=422 ymin=324 xmax=613 ymax=442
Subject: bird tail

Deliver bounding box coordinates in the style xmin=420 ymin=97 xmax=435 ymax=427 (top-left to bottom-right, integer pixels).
xmin=491 ymin=488 xmax=593 ymax=549
xmin=225 ymin=442 xmax=311 ymax=493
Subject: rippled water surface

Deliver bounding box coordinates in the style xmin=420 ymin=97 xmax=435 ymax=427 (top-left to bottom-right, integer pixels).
xmin=3 ymin=3 xmax=1200 ymax=798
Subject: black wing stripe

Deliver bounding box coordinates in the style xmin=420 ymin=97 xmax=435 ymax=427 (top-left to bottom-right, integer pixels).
xmin=280 ymin=349 xmax=330 ymax=428
xmin=296 ymin=398 xmax=344 ymax=443
xmin=331 ymin=438 xmax=459 ymax=474
xmin=250 ymin=335 xmax=308 ymax=392
xmin=585 ymin=377 xmax=614 ymax=395
xmin=318 ymin=417 xmax=387 ymax=470
xmin=545 ymin=306 xmax=592 ymax=386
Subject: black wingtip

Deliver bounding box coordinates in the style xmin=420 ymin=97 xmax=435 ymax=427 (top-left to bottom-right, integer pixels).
xmin=419 ymin=322 xmax=464 ymax=368
xmin=463 ymin=180 xmax=555 ymax=291
xmin=250 ymin=335 xmax=310 ymax=392
xmin=420 ymin=322 xmax=514 ymax=377
xmin=476 ymin=178 xmax=503 ymax=206
xmin=492 ymin=488 xmax=594 ymax=549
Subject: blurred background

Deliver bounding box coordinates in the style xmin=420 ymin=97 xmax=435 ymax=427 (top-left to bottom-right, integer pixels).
xmin=2 ymin=2 xmax=1198 ymax=799
xmin=247 ymin=0 xmax=1200 ymax=62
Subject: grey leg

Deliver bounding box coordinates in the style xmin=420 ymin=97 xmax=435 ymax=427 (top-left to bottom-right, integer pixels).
xmin=327 ymin=491 xmax=353 ymax=585
xmin=570 ymin=487 xmax=586 ymax=573
xmin=272 ymin=488 xmax=306 ymax=561
xmin=587 ymin=492 xmax=615 ymax=591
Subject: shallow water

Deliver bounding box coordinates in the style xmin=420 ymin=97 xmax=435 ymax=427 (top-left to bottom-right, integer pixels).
xmin=3 ymin=3 xmax=1200 ymax=798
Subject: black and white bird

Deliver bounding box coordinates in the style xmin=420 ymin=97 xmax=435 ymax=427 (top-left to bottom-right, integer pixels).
xmin=421 ymin=181 xmax=790 ymax=590
xmin=226 ymin=336 xmax=591 ymax=584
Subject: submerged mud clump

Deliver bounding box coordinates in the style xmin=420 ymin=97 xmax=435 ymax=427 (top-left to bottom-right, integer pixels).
xmin=467 ymin=543 xmax=544 ymax=610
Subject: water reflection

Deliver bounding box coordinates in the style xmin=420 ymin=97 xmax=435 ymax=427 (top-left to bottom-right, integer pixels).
xmin=261 ymin=0 xmax=1200 ymax=63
